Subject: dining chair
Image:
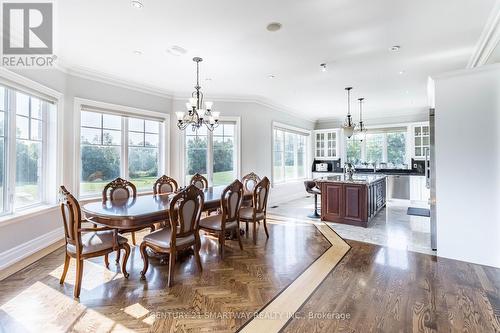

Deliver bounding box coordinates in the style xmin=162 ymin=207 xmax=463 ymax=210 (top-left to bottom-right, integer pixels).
xmin=139 ymin=184 xmax=204 ymax=287
xmin=59 ymin=186 xmax=130 ymax=299
xmin=241 ymin=172 xmax=261 ymax=207
xmin=199 ymin=179 xmax=244 ymax=259
xmin=190 ymin=173 xmax=208 ymax=190
xmin=153 ymin=175 xmax=178 ymax=195
xmin=239 ymin=177 xmax=270 ymax=244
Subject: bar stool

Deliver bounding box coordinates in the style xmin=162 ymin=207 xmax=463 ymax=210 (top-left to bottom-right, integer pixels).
xmin=304 ymin=180 xmax=321 ymax=218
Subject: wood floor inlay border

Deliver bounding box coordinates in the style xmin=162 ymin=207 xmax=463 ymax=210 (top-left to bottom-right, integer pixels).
xmin=238 ymin=217 xmax=351 ymax=333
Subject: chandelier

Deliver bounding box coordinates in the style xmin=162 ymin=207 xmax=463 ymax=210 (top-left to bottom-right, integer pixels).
xmin=175 ymin=57 xmax=220 ymax=131
xmin=357 ymin=97 xmax=367 ymax=141
xmin=342 ymin=87 xmax=356 ymax=138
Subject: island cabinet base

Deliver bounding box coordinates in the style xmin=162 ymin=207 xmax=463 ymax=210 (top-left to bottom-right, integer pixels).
xmin=320 ymin=178 xmax=386 ymax=228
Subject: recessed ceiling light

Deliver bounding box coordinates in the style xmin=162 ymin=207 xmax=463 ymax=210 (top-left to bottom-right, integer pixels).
xmin=390 ymin=45 xmax=401 ymax=52
xmin=268 ymin=74 xmax=276 ymax=79
xmin=320 ymin=63 xmax=327 ymax=72
xmin=131 ymin=1 xmax=143 ymax=9
xmin=399 ymin=70 xmax=405 ymax=75
xmin=266 ymin=22 xmax=282 ymax=32
xmin=133 ymin=50 xmax=143 ymax=55
xmin=166 ymin=45 xmax=187 ymax=56
xmin=205 ymin=78 xmax=212 ymax=81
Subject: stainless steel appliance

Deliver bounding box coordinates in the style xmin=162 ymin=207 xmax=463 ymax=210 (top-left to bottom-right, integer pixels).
xmin=427 ymin=108 xmax=437 ymax=250
xmin=387 ymin=175 xmax=410 ymax=200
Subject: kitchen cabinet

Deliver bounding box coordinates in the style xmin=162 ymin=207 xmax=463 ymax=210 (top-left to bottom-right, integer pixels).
xmin=413 ymin=125 xmax=430 ymax=158
xmin=314 ymin=130 xmax=338 ymax=159
xmin=410 ymin=176 xmax=429 ymax=202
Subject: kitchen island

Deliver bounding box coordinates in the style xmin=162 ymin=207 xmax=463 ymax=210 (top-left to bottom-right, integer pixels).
xmin=316 ymin=174 xmax=387 ymax=227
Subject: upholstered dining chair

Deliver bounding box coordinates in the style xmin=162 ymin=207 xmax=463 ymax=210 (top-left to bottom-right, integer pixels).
xmin=190 ymin=173 xmax=208 ymax=190
xmin=59 ymin=186 xmax=130 ymax=299
xmin=241 ymin=172 xmax=261 ymax=207
xmin=239 ymin=177 xmax=270 ymax=244
xmin=153 ymin=175 xmax=178 ymax=195
xmin=199 ymin=179 xmax=244 ymax=259
xmin=102 ymin=177 xmax=154 ymax=264
xmin=139 ymin=184 xmax=204 ymax=287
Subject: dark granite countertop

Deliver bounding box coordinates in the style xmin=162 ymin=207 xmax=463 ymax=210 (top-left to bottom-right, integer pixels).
xmin=315 ymin=174 xmax=387 ymax=185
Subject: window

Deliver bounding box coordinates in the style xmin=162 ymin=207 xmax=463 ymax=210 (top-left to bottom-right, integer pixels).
xmin=0 ymin=85 xmax=55 ymax=215
xmin=273 ymin=125 xmax=309 ymax=183
xmin=128 ymin=118 xmax=160 ymax=190
xmin=346 ymin=128 xmax=408 ymax=168
xmin=184 ymin=121 xmax=238 ymax=186
xmin=79 ymin=108 xmax=165 ymax=197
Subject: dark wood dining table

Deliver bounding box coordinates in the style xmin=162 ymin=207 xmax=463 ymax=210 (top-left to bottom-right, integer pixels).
xmin=81 ymin=186 xmax=252 ymax=230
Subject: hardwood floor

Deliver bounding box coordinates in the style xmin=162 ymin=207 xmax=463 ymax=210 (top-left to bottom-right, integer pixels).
xmin=282 ymin=239 xmax=500 ymax=333
xmin=1 ymin=216 xmax=499 ymax=333
xmin=0 ymin=220 xmax=330 ymax=332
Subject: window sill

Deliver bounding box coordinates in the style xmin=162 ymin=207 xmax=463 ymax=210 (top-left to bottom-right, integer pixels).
xmin=0 ymin=204 xmax=59 ymax=228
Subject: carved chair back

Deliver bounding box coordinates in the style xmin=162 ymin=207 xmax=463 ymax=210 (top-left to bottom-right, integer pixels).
xmin=221 ymin=180 xmax=244 ymax=224
xmin=253 ymin=177 xmax=270 ymax=215
xmin=190 ymin=173 xmax=208 ymax=190
xmin=59 ymin=186 xmax=82 ymax=249
xmin=153 ymin=175 xmax=178 ymax=195
xmin=169 ymin=185 xmax=204 ymax=243
xmin=102 ymin=177 xmax=137 ymax=202
xmin=242 ymin=172 xmax=261 ymax=193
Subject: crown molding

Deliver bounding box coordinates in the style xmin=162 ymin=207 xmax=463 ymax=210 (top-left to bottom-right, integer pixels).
xmin=467 ymin=0 xmax=500 ymax=68
xmin=315 ymin=106 xmax=428 ymax=124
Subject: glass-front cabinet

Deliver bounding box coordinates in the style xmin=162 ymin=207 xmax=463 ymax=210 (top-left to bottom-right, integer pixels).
xmin=413 ymin=125 xmax=429 ymax=158
xmin=314 ymin=130 xmax=338 ymax=159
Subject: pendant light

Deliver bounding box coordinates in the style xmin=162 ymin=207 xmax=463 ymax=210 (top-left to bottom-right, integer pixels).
xmin=342 ymin=87 xmax=356 ymax=138
xmin=357 ymin=97 xmax=367 ymax=142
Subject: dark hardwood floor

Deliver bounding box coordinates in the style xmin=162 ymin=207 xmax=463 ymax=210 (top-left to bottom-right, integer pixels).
xmin=0 ymin=221 xmax=330 ymax=332
xmin=282 ymin=239 xmax=500 ymax=333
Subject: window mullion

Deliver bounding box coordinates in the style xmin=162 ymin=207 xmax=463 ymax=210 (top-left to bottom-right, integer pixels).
xmin=122 ymin=117 xmax=128 ymax=179
xmin=7 ymin=90 xmax=17 ymax=213
xmin=207 ymin=129 xmax=214 ymax=186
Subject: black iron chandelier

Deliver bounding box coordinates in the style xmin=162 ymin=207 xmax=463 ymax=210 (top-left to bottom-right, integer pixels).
xmin=175 ymin=57 xmax=219 ymax=131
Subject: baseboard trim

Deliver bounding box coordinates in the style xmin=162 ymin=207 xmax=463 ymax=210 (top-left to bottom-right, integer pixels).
xmin=0 ymin=228 xmax=64 ymax=281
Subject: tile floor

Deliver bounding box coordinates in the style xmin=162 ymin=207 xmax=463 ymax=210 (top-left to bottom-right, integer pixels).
xmin=269 ymin=195 xmax=434 ymax=255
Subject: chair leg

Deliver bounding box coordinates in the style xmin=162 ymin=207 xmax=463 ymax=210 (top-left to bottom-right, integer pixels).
xmin=131 ymin=232 xmax=136 ymax=246
xmin=219 ymin=233 xmax=225 ymax=259
xmin=253 ymin=219 xmax=257 ymax=244
xmin=60 ymin=253 xmax=70 ymax=284
xmin=104 ymin=254 xmax=109 ymax=268
xmin=263 ymin=218 xmax=269 ymax=239
xmin=116 ymin=249 xmax=121 ymax=263
xmin=245 ymin=221 xmax=249 ymax=233
xmin=168 ymin=251 xmax=176 ymax=288
xmin=194 ymin=239 xmax=203 ymax=273
xmin=121 ymin=243 xmax=130 ymax=278
xmin=236 ymin=226 xmax=244 ymax=250
xmin=140 ymin=242 xmax=149 ymax=280
xmin=74 ymin=259 xmax=84 ymax=299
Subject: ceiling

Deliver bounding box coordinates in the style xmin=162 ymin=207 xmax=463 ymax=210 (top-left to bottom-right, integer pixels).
xmin=56 ymin=0 xmax=496 ymax=121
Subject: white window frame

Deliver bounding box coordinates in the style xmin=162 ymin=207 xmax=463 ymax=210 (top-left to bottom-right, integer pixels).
xmin=0 ymin=68 xmax=63 ymax=223
xmin=271 ymin=121 xmax=311 ymax=186
xmin=180 ymin=116 xmax=241 ymax=186
xmin=73 ymin=98 xmax=170 ymax=199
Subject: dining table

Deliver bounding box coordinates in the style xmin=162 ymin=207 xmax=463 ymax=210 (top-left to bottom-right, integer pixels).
xmin=82 ymin=185 xmax=252 ymax=231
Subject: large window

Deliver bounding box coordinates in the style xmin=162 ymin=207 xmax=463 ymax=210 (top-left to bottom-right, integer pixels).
xmin=80 ymin=108 xmax=164 ymax=196
xmin=184 ymin=121 xmax=238 ymax=186
xmin=346 ymin=129 xmax=407 ymax=168
xmin=273 ymin=125 xmax=309 ymax=183
xmin=0 ymin=85 xmax=55 ymax=215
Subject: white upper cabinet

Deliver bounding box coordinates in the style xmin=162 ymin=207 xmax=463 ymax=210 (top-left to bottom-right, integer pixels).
xmin=413 ymin=125 xmax=430 ymax=158
xmin=314 ymin=130 xmax=338 ymax=159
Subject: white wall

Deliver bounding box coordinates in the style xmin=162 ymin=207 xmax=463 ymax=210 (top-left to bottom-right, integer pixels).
xmin=433 ymin=64 xmax=500 ymax=268
xmin=0 ymin=69 xmax=313 ymax=269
